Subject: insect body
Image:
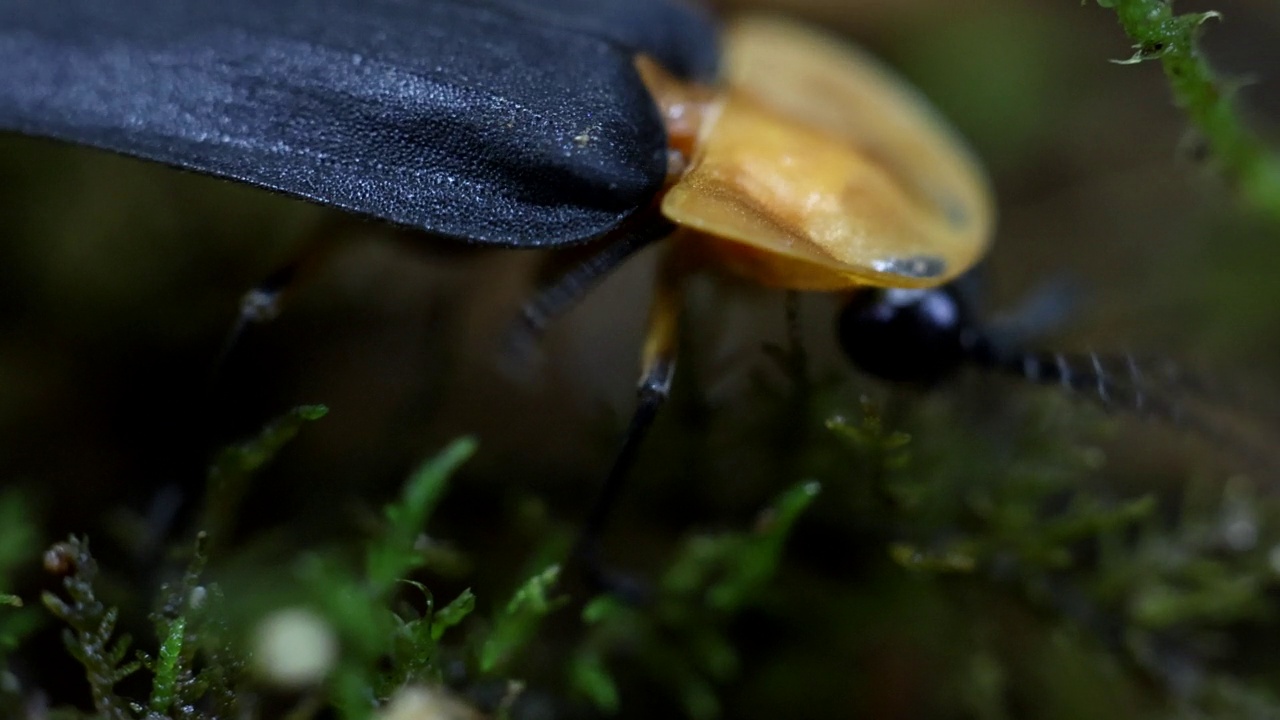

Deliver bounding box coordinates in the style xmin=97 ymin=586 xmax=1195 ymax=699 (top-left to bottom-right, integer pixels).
xmin=0 ymin=0 xmax=1011 ymax=572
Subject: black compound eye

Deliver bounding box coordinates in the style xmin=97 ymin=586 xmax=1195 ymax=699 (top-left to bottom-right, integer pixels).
xmin=837 ymin=285 xmax=973 ymax=385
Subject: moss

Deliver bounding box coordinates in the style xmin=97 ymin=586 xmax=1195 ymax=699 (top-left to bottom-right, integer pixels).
xmin=6 ymin=406 xmax=824 ymax=719
xmin=1096 ymin=0 xmax=1280 ymax=223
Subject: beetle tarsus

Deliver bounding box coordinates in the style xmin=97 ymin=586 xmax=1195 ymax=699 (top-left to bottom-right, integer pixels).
xmin=586 ymin=364 xmax=676 ymax=538
xmin=213 ymin=220 xmax=354 ymax=375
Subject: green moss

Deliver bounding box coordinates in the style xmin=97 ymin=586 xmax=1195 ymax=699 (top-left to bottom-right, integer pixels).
xmin=36 ymin=405 xmax=330 ymax=720
xmin=202 ymin=404 xmax=330 ymax=550
xmin=43 ymin=537 xmax=145 ymax=719
xmin=266 ymin=437 xmax=483 ymax=719
xmin=11 ymin=380 xmax=1280 ymax=717
xmin=1096 ymin=0 xmax=1280 ymax=222
xmin=0 ymin=490 xmax=41 ymax=710
xmin=0 ymin=490 xmax=39 ymax=651
xmin=480 ymin=564 xmax=566 ymax=674
xmin=571 ymin=480 xmax=820 ymax=719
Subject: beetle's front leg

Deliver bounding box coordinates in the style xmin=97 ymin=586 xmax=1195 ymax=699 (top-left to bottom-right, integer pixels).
xmin=574 ymin=247 xmax=684 ymax=599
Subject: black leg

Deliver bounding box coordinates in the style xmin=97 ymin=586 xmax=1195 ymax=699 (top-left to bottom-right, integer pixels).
xmin=504 ymin=216 xmax=675 ymax=363
xmin=213 ymin=219 xmax=351 ymax=373
xmin=575 ymin=250 xmax=683 ymax=599
xmin=214 ymin=262 xmax=296 ymax=368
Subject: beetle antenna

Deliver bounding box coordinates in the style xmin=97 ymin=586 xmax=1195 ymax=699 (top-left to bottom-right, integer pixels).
xmin=948 ymin=279 xmax=1244 ymax=429
xmin=976 ymin=346 xmax=1185 ymax=421
xmin=504 ymin=216 xmax=675 ymax=362
xmin=972 ymin=340 xmax=1280 ymax=465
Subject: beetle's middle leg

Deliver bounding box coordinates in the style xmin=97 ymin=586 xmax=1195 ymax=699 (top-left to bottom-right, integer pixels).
xmin=574 ymin=247 xmax=684 ymax=598
xmin=505 ymin=216 xmax=675 ymax=363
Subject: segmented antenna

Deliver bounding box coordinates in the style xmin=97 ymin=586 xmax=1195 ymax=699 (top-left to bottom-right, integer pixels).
xmin=986 ymin=350 xmax=1189 ymax=422
xmin=969 ymin=339 xmax=1278 ymax=471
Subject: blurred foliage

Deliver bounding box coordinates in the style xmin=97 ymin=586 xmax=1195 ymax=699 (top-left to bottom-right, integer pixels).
xmin=5 ymin=409 xmax=819 ymax=718
xmin=23 ymin=410 xmax=482 ymax=719
xmin=0 ymin=489 xmax=41 ymax=701
xmin=282 ymin=435 xmax=479 ymax=719
xmin=36 ymin=381 xmax=1262 ymax=719
xmin=28 ymin=405 xmax=339 ymax=720
xmin=834 ymin=393 xmax=1280 ymax=717
xmin=572 ymin=481 xmax=821 ymax=720
xmin=202 ymin=404 xmax=331 ymax=551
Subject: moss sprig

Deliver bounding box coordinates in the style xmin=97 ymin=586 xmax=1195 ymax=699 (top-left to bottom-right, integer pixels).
xmin=41 ymin=533 xmax=242 ymax=719
xmin=851 ymin=389 xmax=1280 ymax=715
xmin=34 ymin=405 xmax=335 ymax=719
xmin=42 ymin=537 xmax=142 ymax=720
xmin=201 ymin=404 xmax=330 ymax=550
xmin=572 ymin=481 xmax=820 ymax=720
xmin=275 ymin=437 xmax=480 ymax=719
xmin=1096 ymin=0 xmax=1280 ymax=221
xmin=145 ymin=533 xmax=243 ymax=720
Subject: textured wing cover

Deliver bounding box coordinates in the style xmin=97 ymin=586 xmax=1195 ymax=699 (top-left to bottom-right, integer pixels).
xmin=0 ymin=0 xmax=718 ymax=245
xmin=487 ymin=0 xmax=719 ymax=82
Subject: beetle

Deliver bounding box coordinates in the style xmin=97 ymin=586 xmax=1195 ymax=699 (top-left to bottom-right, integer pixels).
xmin=0 ymin=0 xmax=1168 ymax=577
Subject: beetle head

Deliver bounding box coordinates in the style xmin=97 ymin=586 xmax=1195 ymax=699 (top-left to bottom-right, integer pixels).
xmin=836 ymin=281 xmax=1236 ymax=458
xmin=836 ymin=282 xmax=989 ymax=386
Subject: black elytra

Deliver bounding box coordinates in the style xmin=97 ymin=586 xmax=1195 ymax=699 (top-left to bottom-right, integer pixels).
xmin=0 ymin=0 xmax=719 ymax=247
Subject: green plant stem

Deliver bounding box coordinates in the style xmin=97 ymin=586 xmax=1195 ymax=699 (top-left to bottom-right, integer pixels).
xmin=1099 ymin=0 xmax=1280 ymax=221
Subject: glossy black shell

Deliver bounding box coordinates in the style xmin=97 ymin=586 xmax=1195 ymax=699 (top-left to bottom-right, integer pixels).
xmin=0 ymin=0 xmax=719 ymax=246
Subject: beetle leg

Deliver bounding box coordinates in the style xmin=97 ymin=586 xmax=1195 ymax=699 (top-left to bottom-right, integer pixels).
xmin=214 ymin=220 xmax=353 ymax=370
xmin=216 ymin=267 xmax=295 ymax=372
xmin=575 ymin=247 xmax=684 ymax=598
xmin=505 ymin=216 xmax=676 ymax=362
